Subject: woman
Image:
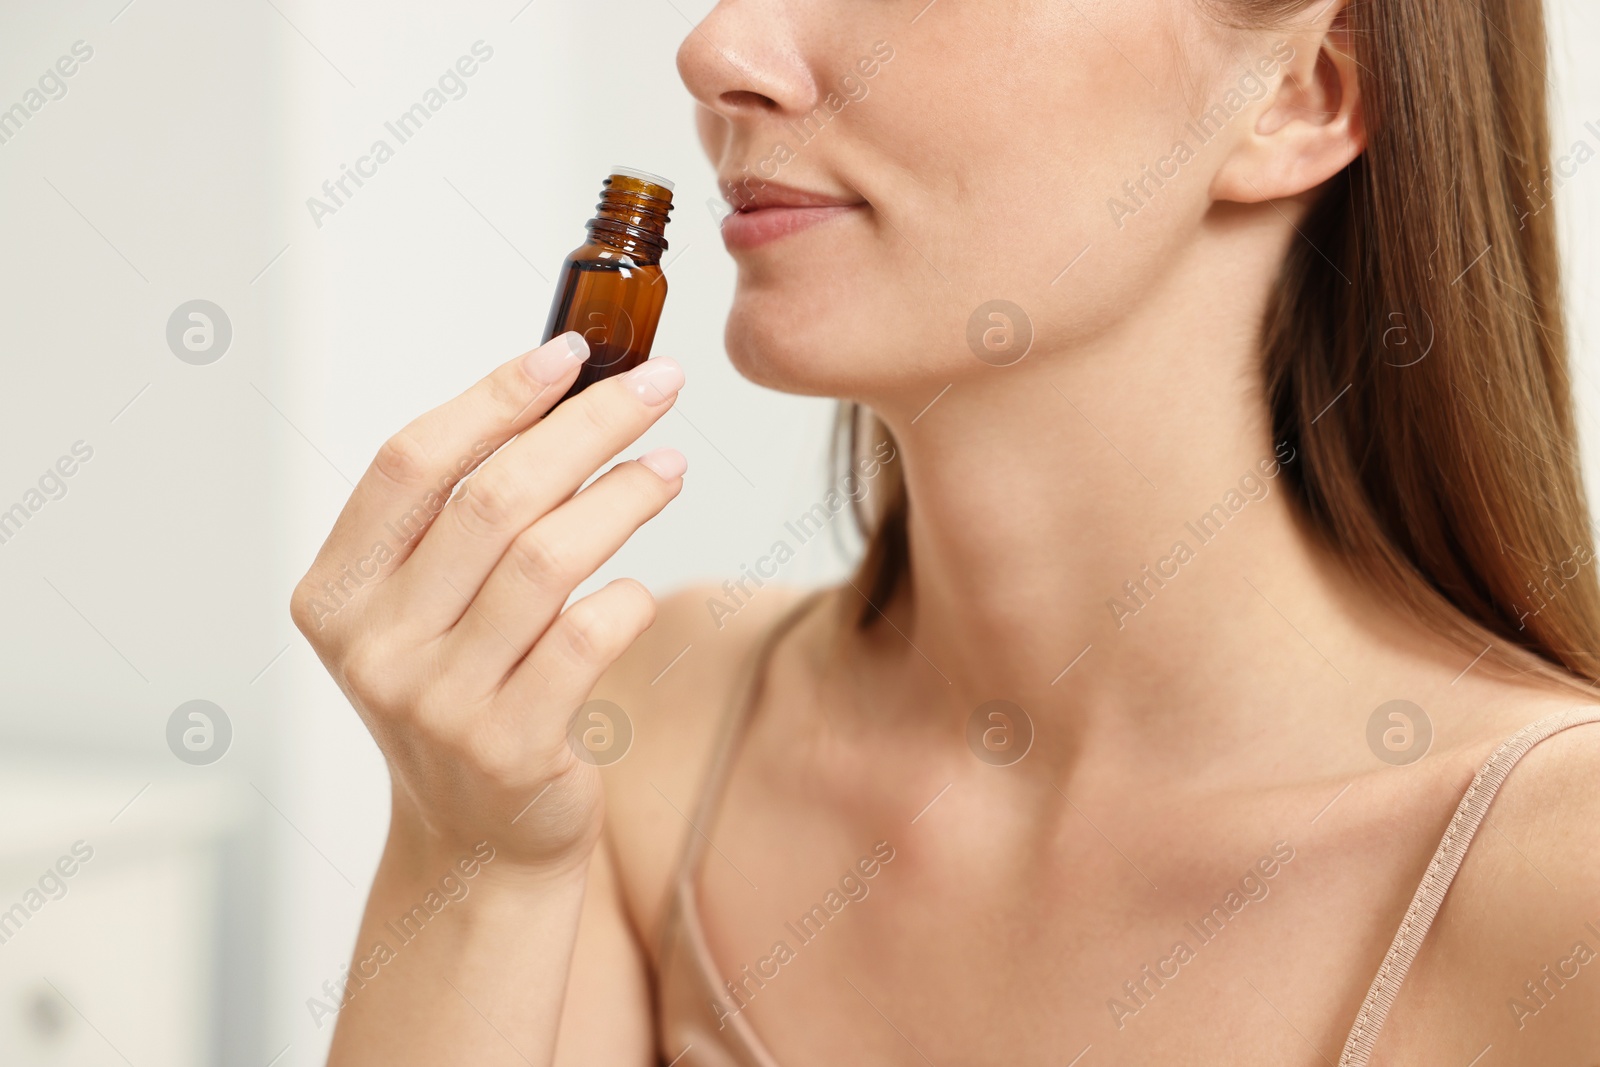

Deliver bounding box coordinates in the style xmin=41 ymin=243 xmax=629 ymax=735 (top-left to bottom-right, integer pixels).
xmin=294 ymin=0 xmax=1600 ymax=1062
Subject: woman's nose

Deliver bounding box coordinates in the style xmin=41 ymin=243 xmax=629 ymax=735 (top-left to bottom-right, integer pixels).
xmin=676 ymin=0 xmax=816 ymax=121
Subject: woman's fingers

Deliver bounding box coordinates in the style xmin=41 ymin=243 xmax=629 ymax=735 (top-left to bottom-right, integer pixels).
xmin=442 ymin=449 xmax=687 ymax=685
xmin=393 ymin=358 xmax=685 ymax=628
xmin=501 ymin=577 xmax=660 ymax=734
xmin=292 ymin=334 xmax=588 ymax=637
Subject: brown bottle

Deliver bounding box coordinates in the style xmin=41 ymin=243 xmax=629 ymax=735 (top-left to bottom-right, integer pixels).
xmin=542 ymin=167 xmax=675 ymax=403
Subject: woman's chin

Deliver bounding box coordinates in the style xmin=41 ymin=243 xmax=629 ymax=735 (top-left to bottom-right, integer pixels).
xmin=722 ymin=305 xmax=872 ymax=398
xmin=723 ymin=334 xmax=843 ymax=398
xmin=722 ymin=291 xmax=956 ymax=401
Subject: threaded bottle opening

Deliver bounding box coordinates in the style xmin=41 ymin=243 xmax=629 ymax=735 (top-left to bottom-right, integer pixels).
xmin=588 ymin=168 xmax=675 ymax=260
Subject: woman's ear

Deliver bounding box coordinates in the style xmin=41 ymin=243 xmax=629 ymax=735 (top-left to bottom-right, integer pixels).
xmin=1213 ymin=0 xmax=1366 ymax=204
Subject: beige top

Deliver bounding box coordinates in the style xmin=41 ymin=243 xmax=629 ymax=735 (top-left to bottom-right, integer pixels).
xmin=652 ymin=592 xmax=1600 ymax=1066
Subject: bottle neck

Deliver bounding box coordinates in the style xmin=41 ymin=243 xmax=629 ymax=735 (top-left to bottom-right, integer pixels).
xmin=586 ymin=175 xmax=673 ymax=264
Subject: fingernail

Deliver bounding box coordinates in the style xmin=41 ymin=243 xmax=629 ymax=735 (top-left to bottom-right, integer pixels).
xmin=523 ymin=332 xmax=588 ymax=384
xmin=637 ymin=447 xmax=688 ymax=481
xmin=622 ymin=357 xmax=684 ymax=405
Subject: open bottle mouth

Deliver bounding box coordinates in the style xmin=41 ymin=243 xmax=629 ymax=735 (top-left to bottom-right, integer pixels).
xmin=590 ymin=169 xmax=675 ymax=258
xmin=608 ymin=165 xmax=675 ymax=191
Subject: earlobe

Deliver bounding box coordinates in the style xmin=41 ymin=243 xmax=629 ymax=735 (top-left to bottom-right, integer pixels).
xmin=1211 ymin=6 xmax=1367 ymax=206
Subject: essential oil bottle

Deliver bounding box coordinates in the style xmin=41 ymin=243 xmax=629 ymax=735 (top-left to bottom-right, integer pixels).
xmin=542 ymin=167 xmax=675 ymax=403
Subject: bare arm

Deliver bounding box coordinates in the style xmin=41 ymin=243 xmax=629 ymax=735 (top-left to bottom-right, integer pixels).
xmin=554 ymin=842 xmax=655 ymax=1066
xmin=325 ymin=809 xmax=590 ymax=1066
xmin=291 ymin=332 xmax=686 ymax=1065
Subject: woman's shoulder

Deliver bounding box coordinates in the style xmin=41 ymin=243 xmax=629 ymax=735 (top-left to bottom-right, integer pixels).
xmin=1375 ymin=683 xmax=1600 ymax=1064
xmin=1453 ymin=689 xmax=1600 ymax=934
xmin=587 ymin=581 xmax=821 ymax=943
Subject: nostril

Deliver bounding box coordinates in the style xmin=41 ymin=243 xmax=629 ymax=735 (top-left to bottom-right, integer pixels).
xmin=720 ymin=89 xmax=778 ymax=111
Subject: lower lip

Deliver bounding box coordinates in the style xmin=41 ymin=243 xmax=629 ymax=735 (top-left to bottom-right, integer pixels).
xmin=720 ymin=205 xmax=861 ymax=251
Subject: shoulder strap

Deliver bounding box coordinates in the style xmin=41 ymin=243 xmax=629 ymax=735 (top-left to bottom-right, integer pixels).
xmin=657 ymin=589 xmax=829 ymax=956
xmin=653 ymin=589 xmax=829 ymax=1067
xmin=1338 ymin=705 xmax=1600 ymax=1066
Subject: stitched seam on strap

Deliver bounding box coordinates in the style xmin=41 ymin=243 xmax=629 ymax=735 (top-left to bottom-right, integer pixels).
xmin=1337 ymin=707 xmax=1600 ymax=1066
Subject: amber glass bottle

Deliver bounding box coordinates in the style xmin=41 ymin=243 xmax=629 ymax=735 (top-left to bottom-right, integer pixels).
xmin=542 ymin=167 xmax=675 ymax=403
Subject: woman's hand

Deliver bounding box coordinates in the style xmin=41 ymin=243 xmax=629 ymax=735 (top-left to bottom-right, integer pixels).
xmin=291 ymin=333 xmax=686 ymax=876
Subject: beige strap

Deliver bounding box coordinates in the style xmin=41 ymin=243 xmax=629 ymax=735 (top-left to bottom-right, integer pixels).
xmin=655 ymin=590 xmax=828 ymax=944
xmin=676 ymin=590 xmax=828 ymax=877
xmin=654 ymin=590 xmax=829 ymax=1067
xmin=1338 ymin=706 xmax=1600 ymax=1066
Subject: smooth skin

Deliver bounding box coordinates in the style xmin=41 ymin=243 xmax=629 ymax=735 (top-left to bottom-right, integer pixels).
xmin=293 ymin=336 xmax=687 ymax=1063
xmin=296 ymin=0 xmax=1600 ymax=1063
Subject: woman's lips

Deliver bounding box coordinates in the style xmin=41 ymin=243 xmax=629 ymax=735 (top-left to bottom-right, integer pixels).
xmin=720 ymin=205 xmax=859 ymax=250
xmin=717 ymin=182 xmax=865 ymax=251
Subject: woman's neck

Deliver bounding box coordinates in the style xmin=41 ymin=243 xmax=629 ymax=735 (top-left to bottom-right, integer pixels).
xmin=854 ymin=218 xmax=1417 ymax=759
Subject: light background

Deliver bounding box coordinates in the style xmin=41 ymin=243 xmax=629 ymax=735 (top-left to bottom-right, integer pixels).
xmin=0 ymin=0 xmax=1596 ymax=1063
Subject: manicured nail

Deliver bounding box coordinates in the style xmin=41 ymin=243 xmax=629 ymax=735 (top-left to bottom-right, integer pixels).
xmin=637 ymin=447 xmax=688 ymax=481
xmin=622 ymin=357 xmax=684 ymax=405
xmin=523 ymin=332 xmax=588 ymax=384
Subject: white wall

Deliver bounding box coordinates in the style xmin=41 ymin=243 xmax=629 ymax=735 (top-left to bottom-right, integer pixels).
xmin=0 ymin=0 xmax=294 ymax=1060
xmin=1551 ymin=0 xmax=1600 ymax=481
xmin=274 ymin=1 xmax=844 ymax=1060
xmin=0 ymin=1 xmax=1596 ymax=1064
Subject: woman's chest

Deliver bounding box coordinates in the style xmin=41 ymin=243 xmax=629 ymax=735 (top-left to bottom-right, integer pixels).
xmin=636 ymin=707 xmax=1518 ymax=1067
xmin=658 ymin=792 xmax=1431 ymax=1066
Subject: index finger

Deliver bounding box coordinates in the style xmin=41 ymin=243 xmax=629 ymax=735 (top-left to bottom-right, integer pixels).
xmin=295 ymin=333 xmax=589 ymax=616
